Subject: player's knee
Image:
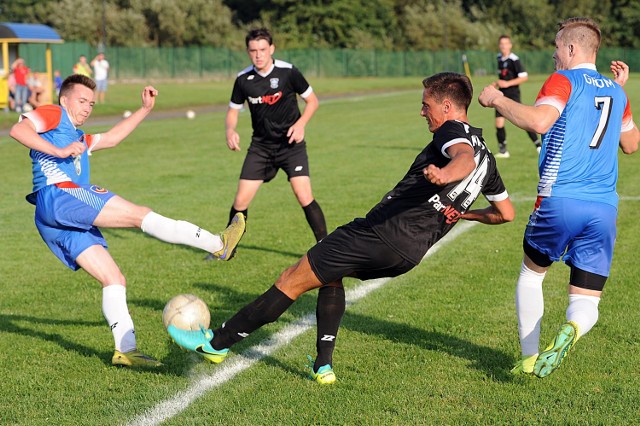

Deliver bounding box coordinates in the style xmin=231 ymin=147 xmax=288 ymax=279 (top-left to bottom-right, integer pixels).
xmin=275 ymin=256 xmax=321 ymax=298
xmin=137 ymin=206 xmax=154 ymax=227
xmin=98 ymin=271 xmax=126 ymax=287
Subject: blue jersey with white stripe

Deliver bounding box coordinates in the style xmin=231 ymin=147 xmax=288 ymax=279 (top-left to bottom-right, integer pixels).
xmin=22 ymin=105 xmax=96 ymax=202
xmin=535 ymin=65 xmax=630 ymax=207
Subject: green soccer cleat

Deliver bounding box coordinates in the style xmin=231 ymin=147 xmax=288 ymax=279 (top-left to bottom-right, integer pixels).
xmin=112 ymin=350 xmax=163 ymax=368
xmin=210 ymin=213 xmax=246 ymax=261
xmin=167 ymin=325 xmax=229 ymax=363
xmin=306 ymin=355 xmax=336 ymax=385
xmin=534 ymin=321 xmax=580 ymax=378
xmin=510 ymin=354 xmax=538 ymax=375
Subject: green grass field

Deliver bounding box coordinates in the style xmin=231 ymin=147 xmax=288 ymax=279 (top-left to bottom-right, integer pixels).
xmin=1 ymin=75 xmax=639 ymax=425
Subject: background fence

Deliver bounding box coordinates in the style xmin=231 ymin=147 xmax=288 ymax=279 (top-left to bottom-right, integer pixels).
xmin=17 ymin=41 xmax=640 ymax=80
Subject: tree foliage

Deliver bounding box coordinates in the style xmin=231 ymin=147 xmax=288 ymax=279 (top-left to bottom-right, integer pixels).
xmin=1 ymin=0 xmax=638 ymax=50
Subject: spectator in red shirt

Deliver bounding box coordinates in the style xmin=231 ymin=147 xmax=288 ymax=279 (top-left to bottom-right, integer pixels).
xmin=11 ymin=58 xmax=30 ymax=113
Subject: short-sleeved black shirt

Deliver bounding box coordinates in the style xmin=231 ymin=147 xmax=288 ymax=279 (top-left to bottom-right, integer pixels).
xmin=230 ymin=59 xmax=312 ymax=145
xmin=497 ymin=52 xmax=527 ymax=98
xmin=365 ymin=120 xmax=508 ymax=264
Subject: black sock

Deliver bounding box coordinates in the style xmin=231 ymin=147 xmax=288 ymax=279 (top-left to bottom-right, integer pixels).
xmin=314 ymin=285 xmax=345 ymax=370
xmin=211 ymin=285 xmax=294 ymax=350
xmin=229 ymin=207 xmax=248 ymax=227
xmin=497 ymin=127 xmax=506 ymax=149
xmin=303 ymin=199 xmax=327 ymax=242
xmin=528 ymin=131 xmax=541 ymax=147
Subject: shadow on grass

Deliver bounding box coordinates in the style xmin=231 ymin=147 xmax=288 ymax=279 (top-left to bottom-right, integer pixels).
xmin=341 ymin=312 xmax=514 ymax=383
xmin=258 ymin=311 xmax=514 ymax=383
xmin=0 ymin=313 xmax=110 ymax=361
xmin=0 ymin=312 xmax=192 ymax=376
xmin=238 ymin=243 xmax=304 ymax=259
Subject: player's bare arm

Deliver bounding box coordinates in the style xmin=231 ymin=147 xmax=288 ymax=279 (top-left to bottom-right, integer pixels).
xmin=479 ymin=85 xmax=559 ymax=134
xmin=10 ymin=118 xmax=86 ymax=158
xmin=423 ymin=143 xmax=475 ymax=186
xmin=93 ymin=86 xmax=158 ymax=152
xmin=288 ymin=92 xmax=319 ymax=144
xmin=460 ymin=198 xmax=515 ymax=224
xmin=225 ymin=107 xmax=241 ymax=151
xmin=619 ymin=124 xmax=640 ymax=154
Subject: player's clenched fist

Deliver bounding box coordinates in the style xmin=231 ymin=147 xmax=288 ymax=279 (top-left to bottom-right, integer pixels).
xmin=141 ymin=86 xmax=158 ymax=110
xmin=424 ymin=164 xmax=450 ymax=186
xmin=478 ymin=85 xmax=504 ymax=108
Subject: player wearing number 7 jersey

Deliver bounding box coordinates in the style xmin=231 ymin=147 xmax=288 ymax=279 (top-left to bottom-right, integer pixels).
xmin=167 ymin=72 xmax=515 ymax=384
xmin=479 ymin=17 xmax=640 ymax=378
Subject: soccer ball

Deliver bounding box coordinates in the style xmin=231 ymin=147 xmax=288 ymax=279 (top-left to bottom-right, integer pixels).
xmin=186 ymin=110 xmax=196 ymax=119
xmin=123 ymin=110 xmax=132 ymax=118
xmin=162 ymin=294 xmax=211 ymax=331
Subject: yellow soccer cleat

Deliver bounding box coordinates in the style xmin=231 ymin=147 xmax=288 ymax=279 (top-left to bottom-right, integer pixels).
xmin=211 ymin=213 xmax=246 ymax=261
xmin=510 ymin=354 xmax=538 ymax=375
xmin=534 ymin=321 xmax=580 ymax=378
xmin=112 ymin=350 xmax=163 ymax=368
xmin=306 ymin=355 xmax=336 ymax=385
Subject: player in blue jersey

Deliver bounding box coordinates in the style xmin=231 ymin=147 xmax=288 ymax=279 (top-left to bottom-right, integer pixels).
xmin=479 ymin=17 xmax=640 ymax=378
xmin=9 ymin=74 xmax=246 ymax=368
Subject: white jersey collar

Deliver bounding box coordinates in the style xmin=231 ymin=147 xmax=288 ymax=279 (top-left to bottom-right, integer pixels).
xmin=255 ymin=61 xmax=275 ymax=78
xmin=571 ymin=63 xmax=597 ymax=71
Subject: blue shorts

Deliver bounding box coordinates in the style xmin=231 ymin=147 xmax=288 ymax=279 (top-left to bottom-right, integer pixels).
xmin=524 ymin=197 xmax=617 ymax=277
xmin=34 ymin=183 xmax=117 ymax=270
xmin=95 ymin=79 xmax=108 ymax=92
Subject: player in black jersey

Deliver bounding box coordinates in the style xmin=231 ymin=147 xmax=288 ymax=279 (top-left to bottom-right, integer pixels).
xmin=494 ymin=35 xmax=541 ymax=158
xmin=222 ymin=28 xmax=326 ymax=245
xmin=169 ymin=72 xmax=515 ymax=384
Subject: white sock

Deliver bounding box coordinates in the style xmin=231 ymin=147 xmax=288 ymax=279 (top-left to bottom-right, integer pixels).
xmin=566 ymin=294 xmax=600 ymax=338
xmin=102 ymin=285 xmax=136 ymax=353
xmin=515 ymin=261 xmax=546 ymax=356
xmin=141 ymin=211 xmax=223 ymax=253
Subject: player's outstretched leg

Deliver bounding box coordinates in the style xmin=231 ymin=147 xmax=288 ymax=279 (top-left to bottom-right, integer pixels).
xmin=533 ymin=321 xmax=579 ymax=378
xmin=167 ymin=325 xmax=229 ymax=363
xmin=211 ymin=212 xmax=246 ymax=260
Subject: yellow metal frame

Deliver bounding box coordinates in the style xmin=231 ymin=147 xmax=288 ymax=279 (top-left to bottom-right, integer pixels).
xmin=0 ymin=36 xmax=64 ymax=109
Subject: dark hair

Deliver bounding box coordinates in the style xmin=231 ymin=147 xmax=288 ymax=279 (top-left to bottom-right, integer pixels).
xmin=246 ymin=28 xmax=273 ymax=47
xmin=59 ymin=74 xmax=96 ymax=102
xmin=422 ymin=72 xmax=473 ymax=112
xmin=498 ymin=34 xmax=511 ymax=42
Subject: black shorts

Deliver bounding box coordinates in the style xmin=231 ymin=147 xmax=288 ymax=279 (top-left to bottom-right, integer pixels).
xmin=307 ymin=218 xmax=416 ymax=285
xmin=240 ymin=140 xmax=310 ymax=182
xmin=495 ymin=90 xmax=521 ymax=118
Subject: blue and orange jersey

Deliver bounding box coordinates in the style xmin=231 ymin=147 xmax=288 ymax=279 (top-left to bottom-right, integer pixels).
xmin=535 ymin=64 xmax=634 ymax=208
xmin=21 ymin=105 xmax=101 ymax=202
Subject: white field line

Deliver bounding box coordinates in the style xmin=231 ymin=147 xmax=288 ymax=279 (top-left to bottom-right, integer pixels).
xmin=126 ymin=221 xmax=477 ymax=426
